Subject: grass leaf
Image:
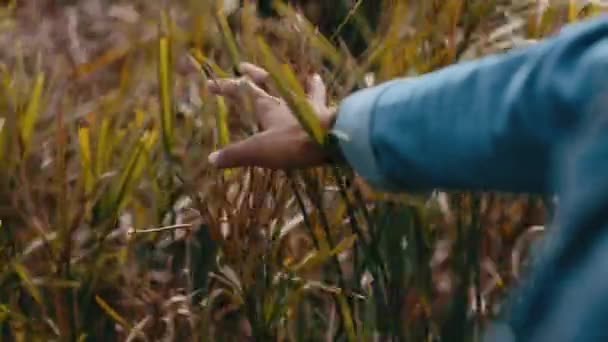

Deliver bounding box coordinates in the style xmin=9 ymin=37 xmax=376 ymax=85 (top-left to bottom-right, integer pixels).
xmin=13 ymin=262 xmax=43 ymax=306
xmin=273 ymin=1 xmax=343 ymax=67
xmin=256 ymin=36 xmax=325 ymax=145
xmin=0 ymin=117 xmax=5 ymax=163
xmin=19 ymin=72 xmax=44 ymax=156
xmin=291 ymin=234 xmax=357 ymax=273
xmin=215 ymin=96 xmax=230 ymax=148
xmin=158 ymin=26 xmax=175 ymax=157
xmin=77 ymin=120 xmax=94 ymax=195
xmin=95 ymin=295 xmax=131 ymax=330
xmin=336 ymin=293 xmax=357 ymax=342
xmin=215 ymin=5 xmax=241 ymax=69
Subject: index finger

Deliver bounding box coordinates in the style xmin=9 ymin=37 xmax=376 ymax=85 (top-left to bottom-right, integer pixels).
xmin=238 ymin=62 xmax=269 ymax=84
xmin=207 ymin=78 xmax=270 ymax=100
xmin=206 ymin=78 xmax=241 ymax=98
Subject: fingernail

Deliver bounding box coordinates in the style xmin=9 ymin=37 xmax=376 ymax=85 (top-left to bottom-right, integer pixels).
xmin=208 ymin=151 xmax=220 ymax=166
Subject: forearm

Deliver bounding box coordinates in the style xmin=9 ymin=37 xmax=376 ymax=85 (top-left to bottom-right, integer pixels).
xmin=333 ymin=16 xmax=608 ymax=194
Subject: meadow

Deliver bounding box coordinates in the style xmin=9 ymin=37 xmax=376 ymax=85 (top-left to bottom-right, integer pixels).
xmin=0 ymin=0 xmax=601 ymax=341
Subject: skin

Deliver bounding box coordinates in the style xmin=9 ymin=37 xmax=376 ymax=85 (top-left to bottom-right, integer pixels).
xmin=206 ymin=62 xmax=334 ymax=170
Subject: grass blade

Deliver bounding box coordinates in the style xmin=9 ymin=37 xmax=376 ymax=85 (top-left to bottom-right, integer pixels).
xmin=102 ymin=127 xmax=158 ymax=219
xmin=256 ymin=37 xmax=325 ymax=145
xmin=215 ymin=5 xmax=241 ymax=69
xmin=77 ymin=120 xmax=94 ymax=195
xmin=13 ymin=262 xmax=43 ymax=306
xmin=0 ymin=117 xmax=5 ymax=163
xmin=95 ymin=295 xmax=131 ymax=330
xmin=291 ymin=234 xmax=357 ymax=273
xmin=216 ymin=96 xmax=230 ymax=148
xmin=158 ymin=26 xmax=175 ymax=157
xmin=19 ymin=72 xmax=44 ymax=156
xmin=336 ymin=293 xmax=357 ymax=342
xmin=96 ymin=116 xmax=111 ymax=177
xmin=273 ymin=1 xmax=343 ymax=68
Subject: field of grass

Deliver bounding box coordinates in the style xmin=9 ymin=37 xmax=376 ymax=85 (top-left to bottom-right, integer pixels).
xmin=0 ymin=0 xmax=603 ymax=341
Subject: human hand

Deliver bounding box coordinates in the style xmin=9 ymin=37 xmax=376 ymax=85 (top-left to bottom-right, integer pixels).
xmin=206 ymin=62 xmax=335 ymax=170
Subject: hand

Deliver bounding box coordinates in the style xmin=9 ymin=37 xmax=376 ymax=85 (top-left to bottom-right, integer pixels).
xmin=206 ymin=62 xmax=335 ymax=170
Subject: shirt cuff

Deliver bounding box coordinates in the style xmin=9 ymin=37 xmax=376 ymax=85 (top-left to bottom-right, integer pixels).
xmin=332 ymin=81 xmax=401 ymax=191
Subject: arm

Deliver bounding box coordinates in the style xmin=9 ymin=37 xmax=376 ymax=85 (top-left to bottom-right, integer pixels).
xmin=334 ymin=15 xmax=608 ymax=194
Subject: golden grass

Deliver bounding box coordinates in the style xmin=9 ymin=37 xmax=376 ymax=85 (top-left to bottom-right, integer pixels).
xmin=0 ymin=0 xmax=600 ymax=340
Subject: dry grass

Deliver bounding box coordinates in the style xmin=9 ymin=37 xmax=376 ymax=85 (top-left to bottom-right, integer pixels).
xmin=0 ymin=0 xmax=603 ymax=341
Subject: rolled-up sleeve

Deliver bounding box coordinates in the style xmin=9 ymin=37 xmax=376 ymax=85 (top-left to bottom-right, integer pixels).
xmin=333 ymin=15 xmax=608 ymax=195
xmin=333 ymin=80 xmax=403 ymax=191
xmin=334 ymin=15 xmax=608 ymax=342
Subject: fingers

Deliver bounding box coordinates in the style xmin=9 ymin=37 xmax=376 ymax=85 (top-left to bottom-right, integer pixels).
xmin=207 ymin=127 xmax=325 ymax=170
xmin=207 ymin=77 xmax=269 ymax=100
xmin=208 ymin=131 xmax=279 ymax=169
xmin=307 ymin=73 xmax=327 ymax=106
xmin=238 ymin=62 xmax=269 ymax=84
xmin=207 ymin=64 xmax=327 ymax=108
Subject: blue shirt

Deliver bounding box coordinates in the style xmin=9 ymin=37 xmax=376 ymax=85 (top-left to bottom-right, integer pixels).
xmin=333 ymin=15 xmax=608 ymax=341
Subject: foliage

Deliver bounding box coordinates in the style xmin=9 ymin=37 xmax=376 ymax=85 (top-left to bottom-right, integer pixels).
xmin=0 ymin=0 xmax=603 ymax=341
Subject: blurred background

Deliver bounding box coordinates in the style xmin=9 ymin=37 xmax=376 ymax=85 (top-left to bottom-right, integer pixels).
xmin=0 ymin=0 xmax=602 ymax=341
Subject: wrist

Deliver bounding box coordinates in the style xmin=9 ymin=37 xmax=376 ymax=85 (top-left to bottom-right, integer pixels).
xmin=323 ymin=109 xmax=347 ymax=165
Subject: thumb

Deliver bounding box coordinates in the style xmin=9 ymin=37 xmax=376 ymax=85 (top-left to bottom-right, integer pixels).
xmin=207 ymin=128 xmax=322 ymax=170
xmin=307 ymin=73 xmax=327 ymax=106
xmin=208 ymin=132 xmax=273 ymax=169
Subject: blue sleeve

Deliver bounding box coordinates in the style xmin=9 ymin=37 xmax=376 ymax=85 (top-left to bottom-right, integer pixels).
xmin=333 ymin=15 xmax=608 ymax=342
xmin=333 ymin=15 xmax=608 ymax=194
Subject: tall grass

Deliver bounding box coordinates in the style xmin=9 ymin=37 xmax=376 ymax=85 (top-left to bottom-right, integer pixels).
xmin=0 ymin=0 xmax=600 ymax=340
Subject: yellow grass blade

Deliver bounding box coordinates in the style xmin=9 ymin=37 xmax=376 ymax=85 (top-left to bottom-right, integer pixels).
xmin=216 ymin=3 xmax=241 ymax=68
xmin=158 ymin=30 xmax=175 ymax=156
xmin=72 ymin=46 xmax=130 ymax=80
xmin=96 ymin=116 xmax=111 ymax=177
xmin=114 ymin=129 xmax=159 ymax=212
xmin=256 ymin=37 xmax=325 ymax=145
xmin=216 ymin=96 xmax=230 ymax=147
xmin=568 ymin=0 xmax=578 ymax=22
xmin=189 ymin=47 xmax=230 ymax=79
xmin=19 ymin=72 xmax=44 ymax=156
xmin=291 ymin=234 xmax=357 ymax=273
xmin=95 ymin=295 xmax=131 ymax=330
xmin=134 ymin=108 xmax=145 ymax=128
xmin=100 ymin=125 xmax=158 ymax=218
xmin=13 ymin=262 xmax=43 ymax=305
xmin=336 ymin=293 xmax=357 ymax=342
xmin=0 ymin=117 xmax=5 ymax=163
xmin=77 ymin=120 xmax=94 ymax=195
xmin=272 ymin=1 xmax=343 ymax=67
